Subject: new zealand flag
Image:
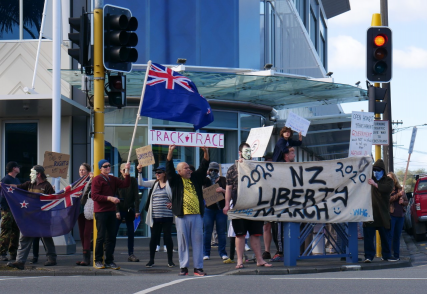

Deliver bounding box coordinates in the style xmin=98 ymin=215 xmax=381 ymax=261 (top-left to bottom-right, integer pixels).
xmin=0 ymin=175 xmax=89 ymax=237
xmin=140 ymin=63 xmax=214 ymax=130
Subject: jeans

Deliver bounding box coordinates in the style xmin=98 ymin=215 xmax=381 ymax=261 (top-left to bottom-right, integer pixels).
xmin=203 ymin=207 xmax=227 ymax=257
xmin=363 ymin=226 xmax=391 ymax=260
xmin=115 ymin=210 xmax=135 ymax=255
xmin=389 ymin=216 xmax=404 ymax=258
xmin=95 ymin=211 xmax=116 ymax=264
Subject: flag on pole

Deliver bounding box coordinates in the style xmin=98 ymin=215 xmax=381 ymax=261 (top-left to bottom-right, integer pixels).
xmin=0 ymin=175 xmax=90 ymax=237
xmin=140 ymin=63 xmax=214 ymax=130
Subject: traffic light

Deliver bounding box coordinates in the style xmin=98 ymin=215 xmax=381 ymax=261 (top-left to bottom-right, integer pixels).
xmin=103 ymin=5 xmax=138 ymax=73
xmin=366 ymin=27 xmax=392 ymax=82
xmin=368 ymin=84 xmax=388 ymax=114
xmin=68 ymin=8 xmax=91 ymax=73
xmin=106 ymin=72 xmax=127 ymax=109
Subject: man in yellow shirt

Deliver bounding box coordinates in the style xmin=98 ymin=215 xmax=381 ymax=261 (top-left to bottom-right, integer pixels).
xmin=166 ymin=145 xmax=209 ymax=276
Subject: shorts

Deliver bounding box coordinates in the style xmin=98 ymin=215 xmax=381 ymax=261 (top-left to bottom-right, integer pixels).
xmin=232 ymin=219 xmax=263 ymax=237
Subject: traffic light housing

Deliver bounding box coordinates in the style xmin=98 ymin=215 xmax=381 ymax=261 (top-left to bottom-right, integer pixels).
xmin=107 ymin=72 xmax=127 ymax=109
xmin=68 ymin=8 xmax=91 ymax=73
xmin=368 ymin=85 xmax=388 ymax=114
xmin=366 ymin=27 xmax=392 ymax=82
xmin=103 ymin=5 xmax=138 ymax=73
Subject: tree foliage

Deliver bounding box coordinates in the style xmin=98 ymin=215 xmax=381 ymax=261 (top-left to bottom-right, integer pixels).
xmin=395 ymin=168 xmax=427 ymax=192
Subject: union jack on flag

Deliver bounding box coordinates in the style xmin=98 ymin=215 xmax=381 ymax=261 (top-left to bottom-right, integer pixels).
xmin=140 ymin=62 xmax=214 ymax=130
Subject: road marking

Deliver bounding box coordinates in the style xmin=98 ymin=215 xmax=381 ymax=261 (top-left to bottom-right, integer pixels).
xmin=134 ymin=275 xmax=221 ymax=294
xmin=271 ymin=278 xmax=427 ymax=280
xmin=0 ymin=276 xmax=53 ymax=281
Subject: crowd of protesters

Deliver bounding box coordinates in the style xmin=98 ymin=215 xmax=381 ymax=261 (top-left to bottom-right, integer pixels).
xmin=0 ymin=126 xmax=409 ymax=274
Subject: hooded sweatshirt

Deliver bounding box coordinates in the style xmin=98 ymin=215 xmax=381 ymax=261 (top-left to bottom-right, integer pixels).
xmin=365 ymin=159 xmax=394 ymax=229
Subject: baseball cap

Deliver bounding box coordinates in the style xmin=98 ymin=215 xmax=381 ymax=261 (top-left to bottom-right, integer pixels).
xmin=153 ymin=166 xmax=166 ymax=173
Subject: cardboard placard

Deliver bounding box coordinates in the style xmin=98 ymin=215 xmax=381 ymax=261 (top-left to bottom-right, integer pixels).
xmin=203 ymin=184 xmax=224 ymax=207
xmin=43 ymin=151 xmax=70 ymax=179
xmin=135 ymin=145 xmax=155 ymax=168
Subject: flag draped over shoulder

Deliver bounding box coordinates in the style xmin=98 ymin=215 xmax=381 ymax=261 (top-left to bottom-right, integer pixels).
xmin=1 ymin=175 xmax=90 ymax=238
xmin=140 ymin=63 xmax=214 ymax=130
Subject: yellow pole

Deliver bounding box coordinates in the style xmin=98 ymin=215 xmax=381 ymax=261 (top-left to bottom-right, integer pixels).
xmin=93 ymin=5 xmax=105 ymax=267
xmin=371 ymin=13 xmax=383 ymax=258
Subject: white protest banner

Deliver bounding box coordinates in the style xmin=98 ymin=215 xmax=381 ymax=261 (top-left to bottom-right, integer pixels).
xmin=148 ymin=130 xmax=224 ymax=148
xmin=135 ymin=145 xmax=155 ymax=167
xmin=372 ymin=120 xmax=389 ymax=145
xmin=348 ymin=111 xmax=374 ymax=157
xmin=245 ymin=126 xmax=274 ymax=157
xmin=285 ymin=112 xmax=311 ymax=136
xmin=228 ymin=156 xmax=373 ymax=223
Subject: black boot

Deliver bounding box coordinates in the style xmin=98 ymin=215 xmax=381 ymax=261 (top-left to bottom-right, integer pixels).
xmin=44 ymin=256 xmax=57 ymax=266
xmin=82 ymin=251 xmax=91 ymax=266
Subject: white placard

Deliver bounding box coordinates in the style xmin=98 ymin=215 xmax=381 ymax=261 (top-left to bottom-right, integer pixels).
xmin=372 ymin=120 xmax=389 ymax=145
xmin=219 ymin=163 xmax=233 ymax=177
xmin=285 ymin=112 xmax=311 ymax=136
xmin=409 ymin=127 xmax=417 ymax=154
xmin=348 ymin=111 xmax=374 ymax=157
xmin=149 ymin=130 xmax=224 ymax=148
xmin=228 ymin=156 xmax=373 ymax=223
xmin=245 ymin=126 xmax=274 ymax=158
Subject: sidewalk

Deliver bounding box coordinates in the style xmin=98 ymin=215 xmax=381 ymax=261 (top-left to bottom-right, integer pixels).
xmin=0 ymin=233 xmax=414 ymax=276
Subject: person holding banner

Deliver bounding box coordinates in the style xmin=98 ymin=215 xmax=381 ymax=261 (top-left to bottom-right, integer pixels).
xmin=91 ymin=160 xmax=130 ymax=270
xmin=223 ymin=143 xmax=272 ymax=269
xmin=166 ymin=144 xmax=210 ymax=276
xmin=272 ymin=127 xmax=302 ymax=162
xmin=364 ymin=159 xmax=394 ymax=263
xmin=116 ymin=163 xmax=141 ymax=263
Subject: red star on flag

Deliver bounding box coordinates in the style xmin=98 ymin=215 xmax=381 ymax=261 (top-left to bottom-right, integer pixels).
xmin=7 ymin=186 xmax=14 ymax=193
xmin=20 ymin=201 xmax=29 ymax=208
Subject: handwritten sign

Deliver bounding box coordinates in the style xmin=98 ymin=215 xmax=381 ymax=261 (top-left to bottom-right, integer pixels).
xmin=219 ymin=163 xmax=233 ymax=177
xmin=285 ymin=112 xmax=311 ymax=136
xmin=148 ymin=130 xmax=224 ymax=148
xmin=372 ymin=120 xmax=389 ymax=146
xmin=203 ymin=184 xmax=224 ymax=207
xmin=228 ymin=156 xmax=373 ymax=223
xmin=348 ymin=111 xmax=374 ymax=157
xmin=43 ymin=151 xmax=70 ymax=178
xmin=135 ymin=145 xmax=155 ymax=167
xmin=245 ymin=126 xmax=274 ymax=158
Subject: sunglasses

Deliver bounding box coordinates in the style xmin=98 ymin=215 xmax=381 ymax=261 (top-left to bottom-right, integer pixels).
xmin=155 ymin=171 xmax=164 ymax=174
xmin=101 ymin=165 xmax=111 ymax=168
xmin=209 ymin=169 xmax=219 ymax=172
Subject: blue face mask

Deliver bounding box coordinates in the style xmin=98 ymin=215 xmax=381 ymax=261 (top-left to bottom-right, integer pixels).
xmin=373 ymin=170 xmax=384 ymax=181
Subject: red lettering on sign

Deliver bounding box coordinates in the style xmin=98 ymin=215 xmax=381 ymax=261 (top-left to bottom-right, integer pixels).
xmin=204 ymin=134 xmax=212 ymax=145
xmin=178 ymin=132 xmax=184 ymax=143
xmin=156 ymin=131 xmax=162 ymax=141
xmin=170 ymin=132 xmax=176 ymax=143
xmin=212 ymin=134 xmax=218 ymax=146
xmin=219 ymin=134 xmax=224 ymax=147
xmin=196 ymin=133 xmax=203 ymax=145
xmin=163 ymin=132 xmax=170 ymax=142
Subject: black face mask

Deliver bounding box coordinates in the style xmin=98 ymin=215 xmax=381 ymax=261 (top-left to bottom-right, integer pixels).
xmin=209 ymin=170 xmax=218 ymax=178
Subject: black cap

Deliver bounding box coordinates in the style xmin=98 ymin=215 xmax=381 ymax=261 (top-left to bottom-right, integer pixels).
xmin=6 ymin=161 xmax=21 ymax=173
xmin=32 ymin=165 xmax=45 ymax=174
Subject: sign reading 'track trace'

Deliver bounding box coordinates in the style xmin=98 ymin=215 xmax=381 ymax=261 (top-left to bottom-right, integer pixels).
xmin=148 ymin=130 xmax=224 ymax=148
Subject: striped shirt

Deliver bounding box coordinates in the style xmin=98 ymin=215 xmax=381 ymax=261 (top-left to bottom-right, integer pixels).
xmin=152 ymin=185 xmax=173 ymax=219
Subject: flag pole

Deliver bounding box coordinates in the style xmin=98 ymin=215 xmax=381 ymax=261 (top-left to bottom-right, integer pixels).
xmin=126 ymin=60 xmax=152 ymax=170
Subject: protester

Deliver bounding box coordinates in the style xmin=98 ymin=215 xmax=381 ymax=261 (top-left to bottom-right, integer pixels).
xmin=363 ymin=159 xmax=395 ymax=263
xmin=166 ymin=144 xmax=209 ymax=276
xmin=0 ymin=162 xmax=21 ymax=261
xmin=6 ymin=165 xmax=57 ymax=270
xmin=91 ymin=159 xmax=130 ymax=270
xmin=76 ymin=163 xmax=93 ymax=266
xmin=202 ymin=162 xmax=228 ymax=261
xmin=272 ymin=126 xmax=302 ymax=162
xmin=223 ymin=142 xmax=272 ymax=269
xmin=388 ymin=171 xmax=408 ymax=261
xmin=138 ymin=164 xmax=175 ymax=268
xmin=116 ymin=163 xmax=140 ymax=262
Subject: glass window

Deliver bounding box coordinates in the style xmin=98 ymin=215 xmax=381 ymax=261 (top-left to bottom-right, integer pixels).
xmin=152 ymin=118 xmax=193 ymax=127
xmin=320 ymin=15 xmax=327 ymax=66
xmin=309 ymin=8 xmax=317 ymax=49
xmin=105 ymin=108 xmax=148 ymax=125
xmin=23 ymin=0 xmax=44 ymax=39
xmin=295 ymin=0 xmax=306 ymax=27
xmin=207 ymin=111 xmax=238 ymax=129
xmin=260 ymin=1 xmax=265 ymax=69
xmin=199 ymin=129 xmax=237 ymax=164
xmin=240 ymin=113 xmax=262 ymax=131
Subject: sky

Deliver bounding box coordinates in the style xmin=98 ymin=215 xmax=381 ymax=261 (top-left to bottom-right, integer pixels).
xmin=327 ymin=0 xmax=427 ymax=171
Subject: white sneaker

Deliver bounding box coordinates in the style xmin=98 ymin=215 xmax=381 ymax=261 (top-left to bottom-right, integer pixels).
xmin=203 ymin=256 xmax=210 ymax=260
xmin=173 ymin=248 xmax=178 ymax=252
xmin=155 ymin=245 xmax=160 ymax=252
xmin=245 ymin=244 xmax=251 ymax=251
xmin=222 ymin=255 xmax=229 ymax=260
xmin=163 ymin=245 xmax=167 ymax=252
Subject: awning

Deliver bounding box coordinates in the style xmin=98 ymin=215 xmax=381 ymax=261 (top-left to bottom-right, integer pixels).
xmin=0 ymin=94 xmax=90 ymax=117
xmin=58 ymin=65 xmax=367 ymax=111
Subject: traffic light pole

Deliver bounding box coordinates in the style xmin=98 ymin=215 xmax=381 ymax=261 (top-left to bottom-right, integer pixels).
xmin=371 ymin=12 xmax=383 ymax=259
xmin=93 ymin=0 xmax=105 ymax=267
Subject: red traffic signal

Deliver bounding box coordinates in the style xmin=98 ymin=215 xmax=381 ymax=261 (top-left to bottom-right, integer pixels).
xmin=366 ymin=27 xmax=392 ymax=82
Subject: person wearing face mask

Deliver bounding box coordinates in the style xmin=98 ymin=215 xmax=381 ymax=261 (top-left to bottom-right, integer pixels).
xmin=6 ymin=165 xmax=57 ymax=270
xmin=272 ymin=127 xmax=302 ymax=162
xmin=363 ymin=159 xmax=394 ymax=263
xmin=223 ymin=143 xmax=272 ymax=269
xmin=202 ymin=162 xmax=228 ymax=261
